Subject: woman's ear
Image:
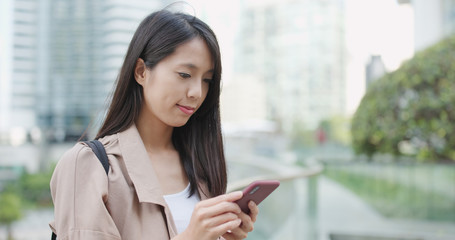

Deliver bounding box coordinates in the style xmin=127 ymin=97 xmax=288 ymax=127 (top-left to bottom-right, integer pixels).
xmin=134 ymin=58 xmax=146 ymax=85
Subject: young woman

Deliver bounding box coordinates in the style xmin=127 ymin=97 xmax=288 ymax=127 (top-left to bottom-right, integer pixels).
xmin=49 ymin=10 xmax=258 ymax=240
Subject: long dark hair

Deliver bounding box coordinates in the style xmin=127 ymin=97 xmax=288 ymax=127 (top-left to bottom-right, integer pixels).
xmin=96 ymin=10 xmax=226 ymax=197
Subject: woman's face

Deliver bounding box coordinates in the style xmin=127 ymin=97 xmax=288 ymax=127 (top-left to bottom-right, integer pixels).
xmin=136 ymin=37 xmax=214 ymax=128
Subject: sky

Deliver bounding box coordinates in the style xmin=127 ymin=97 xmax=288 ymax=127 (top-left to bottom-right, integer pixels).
xmin=345 ymin=0 xmax=414 ymax=70
xmin=344 ymin=0 xmax=414 ymax=113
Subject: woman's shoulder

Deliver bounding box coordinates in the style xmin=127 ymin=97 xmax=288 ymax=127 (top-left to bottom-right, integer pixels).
xmin=60 ymin=141 xmax=92 ymax=162
xmin=53 ymin=142 xmax=102 ymax=175
xmin=97 ymin=132 xmax=120 ymax=153
xmin=50 ymin=142 xmax=107 ymax=195
xmin=55 ymin=132 xmax=121 ymax=173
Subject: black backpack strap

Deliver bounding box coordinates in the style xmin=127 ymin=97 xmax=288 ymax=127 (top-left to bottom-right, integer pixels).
xmin=84 ymin=140 xmax=110 ymax=175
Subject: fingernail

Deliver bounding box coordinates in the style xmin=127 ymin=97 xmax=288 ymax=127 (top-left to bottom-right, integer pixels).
xmin=232 ymin=191 xmax=242 ymax=198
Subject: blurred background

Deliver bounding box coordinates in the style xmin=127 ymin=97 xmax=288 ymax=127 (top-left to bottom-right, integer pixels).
xmin=0 ymin=0 xmax=454 ymax=239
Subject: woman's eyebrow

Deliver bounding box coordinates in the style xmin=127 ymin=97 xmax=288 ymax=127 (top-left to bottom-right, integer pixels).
xmin=178 ymin=63 xmax=214 ymax=73
xmin=178 ymin=63 xmax=198 ymax=69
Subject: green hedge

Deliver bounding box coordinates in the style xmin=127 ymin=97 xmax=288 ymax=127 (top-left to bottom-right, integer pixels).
xmin=352 ymin=35 xmax=455 ymax=162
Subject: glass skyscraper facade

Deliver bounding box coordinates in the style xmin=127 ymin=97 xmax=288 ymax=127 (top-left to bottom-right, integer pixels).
xmin=1 ymin=0 xmax=41 ymax=144
xmin=232 ymin=0 xmax=347 ymax=131
xmin=2 ymin=0 xmax=166 ymax=143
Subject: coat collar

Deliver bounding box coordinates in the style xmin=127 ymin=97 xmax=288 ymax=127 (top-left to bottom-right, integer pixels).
xmin=117 ymin=123 xmax=166 ymax=205
xmin=117 ymin=124 xmax=179 ymax=237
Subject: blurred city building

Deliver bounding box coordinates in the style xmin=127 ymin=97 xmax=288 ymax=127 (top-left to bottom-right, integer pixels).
xmin=1 ymin=0 xmax=41 ymax=145
xmin=399 ymin=0 xmax=455 ymax=51
xmin=2 ymin=0 xmax=352 ymax=142
xmin=365 ymin=55 xmax=386 ymax=88
xmin=0 ymin=0 xmax=167 ymax=144
xmin=222 ymin=0 xmax=347 ymax=132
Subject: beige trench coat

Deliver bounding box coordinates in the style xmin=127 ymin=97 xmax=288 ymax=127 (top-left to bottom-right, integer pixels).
xmin=49 ymin=124 xmax=211 ymax=240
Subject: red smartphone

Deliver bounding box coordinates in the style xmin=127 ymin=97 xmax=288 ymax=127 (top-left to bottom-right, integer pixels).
xmin=235 ymin=180 xmax=280 ymax=214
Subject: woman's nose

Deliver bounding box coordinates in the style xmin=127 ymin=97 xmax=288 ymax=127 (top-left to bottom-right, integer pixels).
xmin=187 ymin=79 xmax=202 ymax=99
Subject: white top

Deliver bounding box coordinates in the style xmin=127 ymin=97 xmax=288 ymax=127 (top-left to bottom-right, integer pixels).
xmin=163 ymin=184 xmax=200 ymax=234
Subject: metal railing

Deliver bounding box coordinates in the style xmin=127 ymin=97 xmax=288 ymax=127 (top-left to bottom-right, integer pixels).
xmin=227 ymin=158 xmax=323 ymax=192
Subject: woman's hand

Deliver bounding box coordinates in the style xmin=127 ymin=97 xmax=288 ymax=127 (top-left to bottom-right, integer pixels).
xmin=174 ymin=191 xmax=244 ymax=240
xmin=222 ymin=201 xmax=259 ymax=240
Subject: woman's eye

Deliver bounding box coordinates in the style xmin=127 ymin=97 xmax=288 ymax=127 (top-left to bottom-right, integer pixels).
xmin=204 ymin=78 xmax=213 ymax=84
xmin=178 ymin=72 xmax=191 ymax=78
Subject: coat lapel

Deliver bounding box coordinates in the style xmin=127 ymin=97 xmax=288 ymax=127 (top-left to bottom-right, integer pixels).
xmin=117 ymin=123 xmax=166 ymax=205
xmin=117 ymin=124 xmax=179 ymax=237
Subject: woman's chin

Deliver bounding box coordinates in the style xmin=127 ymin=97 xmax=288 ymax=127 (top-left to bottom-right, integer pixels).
xmin=168 ymin=119 xmax=190 ymax=128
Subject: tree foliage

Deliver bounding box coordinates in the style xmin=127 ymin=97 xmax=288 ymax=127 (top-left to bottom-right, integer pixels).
xmin=19 ymin=170 xmax=53 ymax=206
xmin=351 ymin=35 xmax=455 ymax=162
xmin=0 ymin=192 xmax=22 ymax=224
xmin=0 ymin=192 xmax=22 ymax=240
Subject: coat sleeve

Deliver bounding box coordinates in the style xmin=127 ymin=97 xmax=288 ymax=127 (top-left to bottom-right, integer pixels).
xmin=49 ymin=143 xmax=121 ymax=240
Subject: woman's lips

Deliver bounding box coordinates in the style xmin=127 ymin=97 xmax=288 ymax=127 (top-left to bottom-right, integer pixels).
xmin=177 ymin=105 xmax=195 ymax=115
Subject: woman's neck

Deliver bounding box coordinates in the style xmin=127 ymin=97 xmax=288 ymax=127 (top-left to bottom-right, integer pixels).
xmin=135 ymin=113 xmax=174 ymax=152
